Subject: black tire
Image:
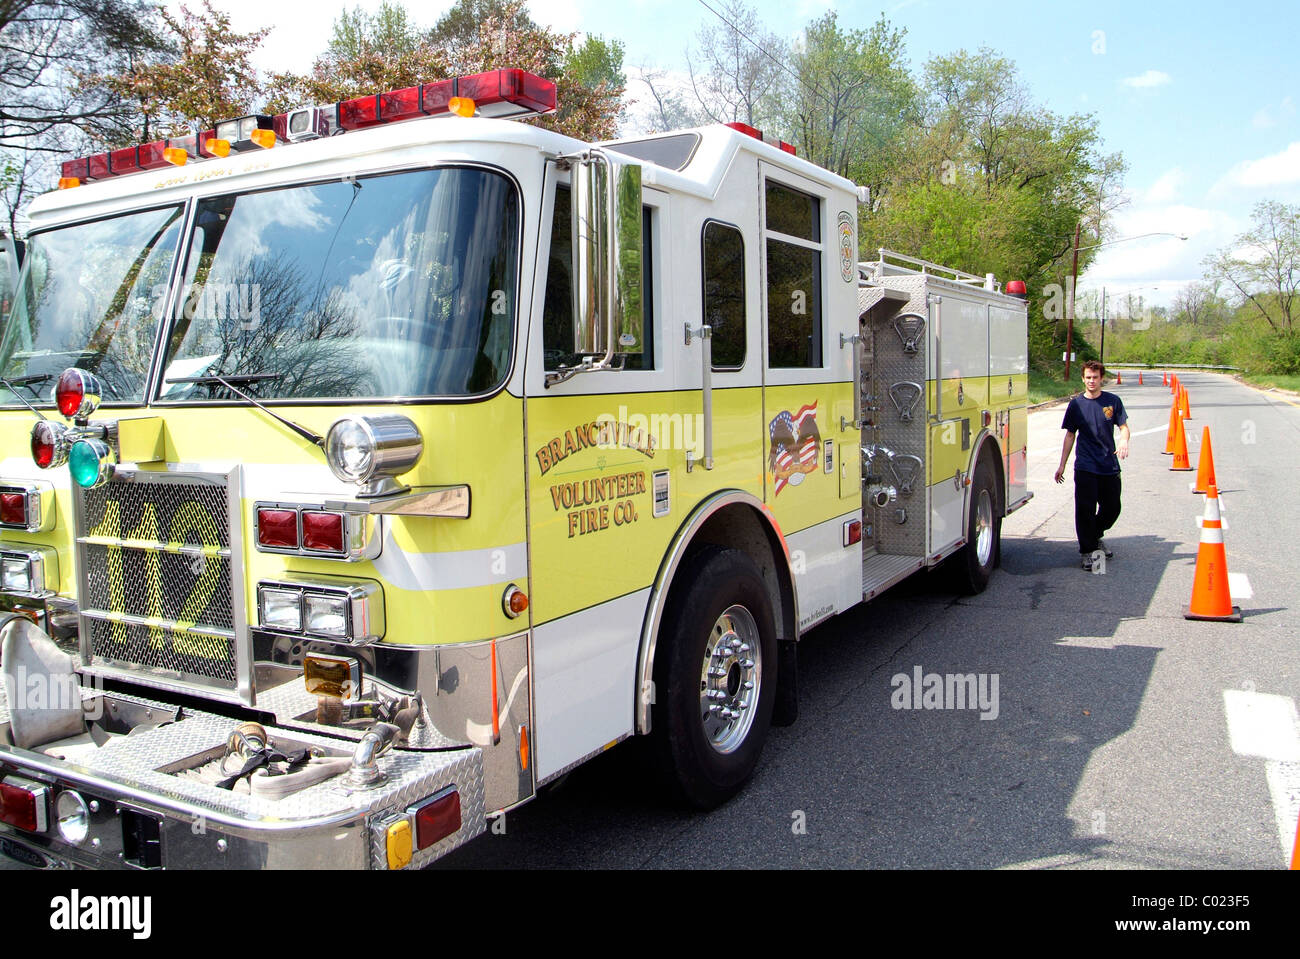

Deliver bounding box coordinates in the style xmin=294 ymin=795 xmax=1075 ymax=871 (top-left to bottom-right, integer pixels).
xmin=651 ymin=546 xmax=778 ymax=809
xmin=955 ymin=457 xmax=1001 ymax=595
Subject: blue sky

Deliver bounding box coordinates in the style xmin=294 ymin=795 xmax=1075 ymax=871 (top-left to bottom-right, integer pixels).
xmin=197 ymin=0 xmax=1300 ymax=306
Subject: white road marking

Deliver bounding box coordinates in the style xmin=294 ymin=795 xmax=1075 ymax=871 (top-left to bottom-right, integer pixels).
xmin=1132 ymin=425 xmax=1169 ymax=438
xmin=1223 ymin=689 xmax=1300 ymax=865
xmin=1228 ymin=572 xmax=1253 ymax=600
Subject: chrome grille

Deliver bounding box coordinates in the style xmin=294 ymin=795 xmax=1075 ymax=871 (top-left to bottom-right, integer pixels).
xmin=77 ymin=471 xmax=241 ymax=691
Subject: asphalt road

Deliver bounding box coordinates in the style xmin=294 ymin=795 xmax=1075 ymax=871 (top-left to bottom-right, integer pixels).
xmin=435 ymin=371 xmax=1300 ymax=869
xmin=3 ymin=372 xmax=1295 ymax=874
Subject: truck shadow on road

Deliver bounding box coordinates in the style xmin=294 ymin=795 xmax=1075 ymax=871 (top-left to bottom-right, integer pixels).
xmin=436 ymin=532 xmax=1251 ymax=869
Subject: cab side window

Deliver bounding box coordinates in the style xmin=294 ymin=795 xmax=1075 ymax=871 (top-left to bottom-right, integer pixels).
xmin=703 ymin=221 xmax=745 ymax=369
xmin=764 ymin=181 xmax=822 ymax=369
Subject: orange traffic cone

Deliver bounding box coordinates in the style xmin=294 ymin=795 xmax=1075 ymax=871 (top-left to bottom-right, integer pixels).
xmin=1164 ymin=399 xmax=1180 ymax=454
xmin=1293 ymin=812 xmax=1300 ymax=869
xmin=1138 ymin=371 xmax=1144 ymax=385
xmin=1192 ymin=427 xmax=1217 ymax=494
xmin=1185 ymin=484 xmax=1242 ymax=621
xmin=1179 ymin=384 xmax=1191 ymax=419
xmin=1116 ymin=370 xmax=1122 ymax=384
xmin=1172 ymin=373 xmax=1179 ymax=394
xmin=1171 ymin=413 xmax=1192 ymax=470
xmin=1163 ymin=370 xmax=1169 ymax=386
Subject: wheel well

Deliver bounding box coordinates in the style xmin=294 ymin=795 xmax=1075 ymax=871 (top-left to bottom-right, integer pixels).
xmin=973 ymin=433 xmax=1006 ymax=515
xmin=679 ymin=504 xmax=796 ymax=643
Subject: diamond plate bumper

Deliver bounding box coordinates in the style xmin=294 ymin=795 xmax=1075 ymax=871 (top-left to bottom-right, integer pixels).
xmin=0 ymin=683 xmax=485 ymax=869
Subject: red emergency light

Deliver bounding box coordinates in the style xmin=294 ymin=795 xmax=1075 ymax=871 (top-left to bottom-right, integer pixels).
xmin=57 ymin=69 xmax=559 ymax=188
xmin=725 ymin=121 xmax=797 ymax=156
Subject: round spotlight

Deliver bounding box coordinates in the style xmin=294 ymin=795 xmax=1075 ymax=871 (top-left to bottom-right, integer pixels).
xmin=31 ymin=420 xmax=73 ymax=469
xmin=55 ymin=368 xmax=102 ymax=420
xmin=69 ymin=438 xmax=114 ymax=489
xmin=55 ymin=790 xmax=91 ymax=844
xmin=326 ymin=414 xmax=423 ymax=496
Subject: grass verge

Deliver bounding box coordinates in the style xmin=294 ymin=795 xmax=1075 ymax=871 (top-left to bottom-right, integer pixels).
xmin=1239 ymin=372 xmax=1300 ymax=394
xmin=1029 ymin=369 xmax=1075 ymax=406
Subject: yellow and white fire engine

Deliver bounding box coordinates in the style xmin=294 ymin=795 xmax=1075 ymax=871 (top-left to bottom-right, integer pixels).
xmin=0 ymin=69 xmax=1030 ymax=869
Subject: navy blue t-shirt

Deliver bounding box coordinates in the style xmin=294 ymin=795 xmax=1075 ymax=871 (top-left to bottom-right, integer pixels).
xmin=1062 ymin=390 xmax=1128 ymax=474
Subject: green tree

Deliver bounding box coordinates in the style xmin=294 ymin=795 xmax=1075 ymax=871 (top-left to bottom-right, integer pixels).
xmin=861 ymin=48 xmax=1126 ymax=373
xmin=269 ymin=0 xmax=624 ymax=141
xmin=0 ymin=0 xmax=166 ymax=148
xmin=91 ymin=0 xmax=270 ymax=138
xmin=1205 ymin=200 xmax=1299 ymax=335
xmin=777 ymin=13 xmax=918 ymax=197
xmin=686 ymin=0 xmax=785 ymax=127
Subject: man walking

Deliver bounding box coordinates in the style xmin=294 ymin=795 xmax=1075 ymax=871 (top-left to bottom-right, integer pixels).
xmin=1055 ymin=361 xmax=1130 ymax=570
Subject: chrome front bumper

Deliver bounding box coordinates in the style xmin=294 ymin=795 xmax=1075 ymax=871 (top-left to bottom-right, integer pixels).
xmin=0 ymin=685 xmax=485 ymax=870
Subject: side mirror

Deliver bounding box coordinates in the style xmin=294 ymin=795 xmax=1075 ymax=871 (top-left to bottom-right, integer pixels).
xmin=570 ymin=150 xmax=642 ymax=359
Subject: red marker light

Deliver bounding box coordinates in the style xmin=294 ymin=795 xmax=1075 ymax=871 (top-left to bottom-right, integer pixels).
xmin=0 ymin=779 xmax=47 ymax=833
xmin=0 ymin=492 xmax=26 ymax=526
xmin=412 ymin=789 xmax=461 ymax=850
xmin=302 ymin=511 xmax=345 ymax=553
xmin=257 ymin=508 xmax=299 ymax=550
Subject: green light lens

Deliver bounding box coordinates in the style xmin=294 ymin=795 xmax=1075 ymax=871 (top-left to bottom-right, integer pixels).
xmin=69 ymin=440 xmax=104 ymax=488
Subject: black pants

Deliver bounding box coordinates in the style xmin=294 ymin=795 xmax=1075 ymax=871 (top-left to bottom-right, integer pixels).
xmin=1074 ymin=470 xmax=1121 ymax=554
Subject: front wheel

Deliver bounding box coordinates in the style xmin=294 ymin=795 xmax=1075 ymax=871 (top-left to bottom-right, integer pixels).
xmin=955 ymin=458 xmax=1001 ymax=594
xmin=651 ymin=546 xmax=777 ymax=809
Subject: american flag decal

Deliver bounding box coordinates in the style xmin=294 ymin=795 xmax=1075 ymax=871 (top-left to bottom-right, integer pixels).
xmin=769 ymin=401 xmax=820 ymax=496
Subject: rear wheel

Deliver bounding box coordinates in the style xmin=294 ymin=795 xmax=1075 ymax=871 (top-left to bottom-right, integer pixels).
xmin=955 ymin=458 xmax=1000 ymax=594
xmin=652 ymin=546 xmax=777 ymax=809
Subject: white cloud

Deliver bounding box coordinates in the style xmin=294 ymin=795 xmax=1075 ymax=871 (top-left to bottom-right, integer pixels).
xmin=1144 ymin=168 xmax=1185 ymax=205
xmin=1252 ymin=95 xmax=1295 ymax=129
xmin=1079 ymin=205 xmax=1237 ymax=306
xmin=1121 ymin=70 xmax=1171 ymax=89
xmin=1222 ymin=142 xmax=1300 ymax=188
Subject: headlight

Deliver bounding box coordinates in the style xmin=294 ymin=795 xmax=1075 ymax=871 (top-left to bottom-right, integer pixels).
xmin=325 ymin=414 xmax=423 ymax=496
xmin=305 ymin=593 xmax=349 ymax=638
xmin=2 ymin=556 xmax=31 ymax=592
xmin=258 ymin=586 xmax=303 ymax=632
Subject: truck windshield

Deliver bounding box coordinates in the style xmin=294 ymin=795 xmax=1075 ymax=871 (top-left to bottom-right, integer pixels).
xmin=0 ymin=206 xmax=183 ymax=407
xmin=160 ymin=166 xmax=519 ymax=401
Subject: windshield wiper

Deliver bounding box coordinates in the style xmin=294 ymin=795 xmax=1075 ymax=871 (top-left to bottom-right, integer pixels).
xmin=0 ymin=375 xmax=50 ymax=419
xmin=165 ymin=372 xmax=324 ymax=448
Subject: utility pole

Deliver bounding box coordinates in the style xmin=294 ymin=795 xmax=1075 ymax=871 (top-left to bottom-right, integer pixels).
xmin=1099 ymin=286 xmax=1107 ymax=369
xmin=1065 ymin=222 xmax=1080 ymax=381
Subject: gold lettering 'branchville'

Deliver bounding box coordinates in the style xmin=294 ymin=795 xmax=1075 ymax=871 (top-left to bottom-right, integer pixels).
xmin=535 ymin=420 xmax=656 ymax=476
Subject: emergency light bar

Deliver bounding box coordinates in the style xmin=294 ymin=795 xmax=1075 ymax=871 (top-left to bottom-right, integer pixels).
xmin=724 ymin=121 xmax=797 ymax=156
xmin=58 ymin=68 xmax=559 ymax=188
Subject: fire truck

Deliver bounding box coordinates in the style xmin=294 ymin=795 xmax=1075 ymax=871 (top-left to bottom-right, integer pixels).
xmin=0 ymin=69 xmax=1030 ymax=869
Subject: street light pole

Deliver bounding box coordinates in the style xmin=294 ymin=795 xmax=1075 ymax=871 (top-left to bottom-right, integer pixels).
xmin=1063 ymin=231 xmax=1186 ymax=382
xmin=1065 ymin=222 xmax=1081 ymax=381
xmin=1100 ymin=286 xmax=1107 ymax=369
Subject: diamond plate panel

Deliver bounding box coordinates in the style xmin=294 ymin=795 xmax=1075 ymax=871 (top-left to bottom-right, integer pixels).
xmin=0 ymin=684 xmax=486 ymax=861
xmin=866 ymin=276 xmax=928 ymax=557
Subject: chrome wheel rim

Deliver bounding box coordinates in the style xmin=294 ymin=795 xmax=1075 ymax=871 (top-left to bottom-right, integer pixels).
xmin=975 ymin=488 xmax=993 ymax=567
xmin=699 ymin=605 xmax=761 ymax=754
